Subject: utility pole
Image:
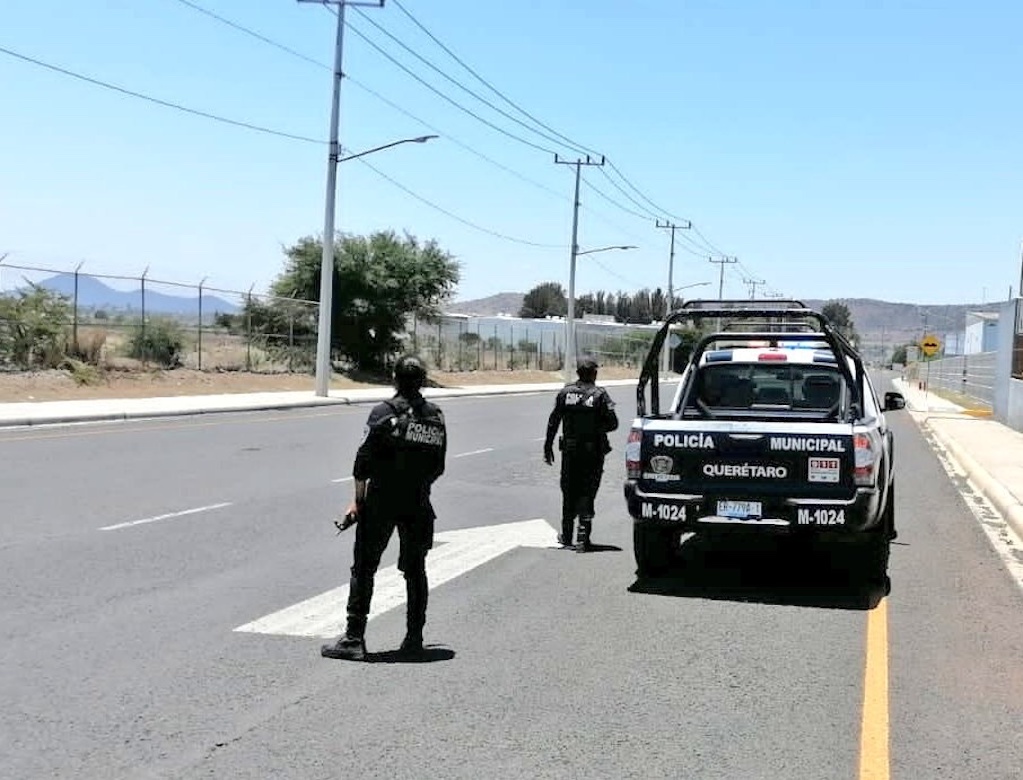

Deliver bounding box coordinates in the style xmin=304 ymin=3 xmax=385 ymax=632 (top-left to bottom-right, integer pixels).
xmin=555 ymin=153 xmax=605 ymax=381
xmin=743 ymin=276 xmax=765 ymax=300
xmin=709 ymin=256 xmax=737 ymax=299
xmin=655 ymin=220 xmax=692 ymax=317
xmin=656 ymin=219 xmax=691 ymax=374
xmin=300 ymin=0 xmax=385 ymax=397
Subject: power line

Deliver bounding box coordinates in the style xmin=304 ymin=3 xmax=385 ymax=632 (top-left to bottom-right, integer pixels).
xmin=0 ymin=44 xmax=324 ymax=144
xmin=388 ymin=0 xmax=725 ymax=255
xmin=0 ymin=43 xmax=559 ymax=250
xmin=589 ymin=255 xmax=644 ymax=288
xmin=596 ymin=167 xmax=664 ymax=221
xmin=167 ymin=0 xmax=727 ymax=258
xmin=350 ymin=5 xmax=584 ymax=156
xmin=170 ymin=0 xmax=326 ymax=69
xmin=337 ymin=5 xmax=740 ymax=260
xmin=353 ymin=154 xmax=564 ymax=248
xmin=390 ymin=0 xmax=600 ymax=159
xmin=604 ymin=159 xmax=687 ymax=225
xmin=336 ymin=11 xmax=555 ymax=154
xmin=169 ymin=0 xmax=569 ymax=202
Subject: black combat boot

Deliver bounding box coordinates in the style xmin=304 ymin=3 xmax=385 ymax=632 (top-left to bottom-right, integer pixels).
xmin=558 ymin=517 xmax=575 ymax=548
xmin=576 ymin=518 xmax=593 ymax=553
xmin=321 ymin=615 xmax=367 ymax=660
xmin=400 ymin=571 xmax=428 ymax=655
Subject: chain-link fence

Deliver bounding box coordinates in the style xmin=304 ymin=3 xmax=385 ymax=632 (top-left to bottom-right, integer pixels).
xmin=1 ymin=262 xmax=667 ymax=376
xmin=403 ymin=313 xmax=659 ymax=372
xmin=0 ymin=262 xmax=319 ymax=373
xmin=905 ymin=351 xmax=997 ymax=408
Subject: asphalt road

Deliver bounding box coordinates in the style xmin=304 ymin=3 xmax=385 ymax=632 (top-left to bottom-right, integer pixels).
xmin=1 ymin=377 xmax=1022 ymax=779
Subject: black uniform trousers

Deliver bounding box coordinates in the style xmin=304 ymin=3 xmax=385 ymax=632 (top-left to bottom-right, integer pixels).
xmin=560 ymin=447 xmax=605 ymax=536
xmin=345 ymin=497 xmax=434 ymax=639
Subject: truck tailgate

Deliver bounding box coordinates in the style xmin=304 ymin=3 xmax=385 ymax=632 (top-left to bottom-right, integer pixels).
xmin=639 ymin=421 xmax=857 ymax=500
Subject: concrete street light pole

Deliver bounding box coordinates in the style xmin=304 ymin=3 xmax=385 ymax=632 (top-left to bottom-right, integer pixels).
xmin=568 ymin=245 xmax=637 ymax=379
xmin=555 ymin=154 xmax=605 ymax=382
xmin=299 ymin=0 xmax=385 ymax=398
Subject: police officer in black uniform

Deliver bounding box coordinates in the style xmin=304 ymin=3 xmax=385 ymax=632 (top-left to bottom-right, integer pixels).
xmin=543 ymin=355 xmax=619 ymax=552
xmin=321 ymin=355 xmax=447 ymax=661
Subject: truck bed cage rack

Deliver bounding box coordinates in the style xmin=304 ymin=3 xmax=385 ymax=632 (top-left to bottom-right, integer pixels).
xmin=637 ymin=299 xmax=866 ymax=419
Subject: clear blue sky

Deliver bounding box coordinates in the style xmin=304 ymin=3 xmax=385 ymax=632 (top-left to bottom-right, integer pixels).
xmin=2 ymin=0 xmax=1021 ymax=306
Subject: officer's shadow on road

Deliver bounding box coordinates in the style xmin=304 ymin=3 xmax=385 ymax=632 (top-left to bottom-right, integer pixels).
xmin=549 ymin=542 xmax=624 ymax=553
xmin=628 ymin=536 xmax=890 ymax=611
xmin=362 ymin=645 xmax=457 ymax=664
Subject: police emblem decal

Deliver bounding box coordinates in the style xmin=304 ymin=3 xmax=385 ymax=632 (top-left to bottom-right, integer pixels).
xmin=650 ymin=455 xmax=673 ymax=474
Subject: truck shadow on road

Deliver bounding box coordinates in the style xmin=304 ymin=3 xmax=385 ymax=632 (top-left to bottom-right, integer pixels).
xmin=628 ymin=536 xmax=890 ymax=611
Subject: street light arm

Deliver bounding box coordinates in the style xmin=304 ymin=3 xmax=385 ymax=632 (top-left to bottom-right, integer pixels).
xmin=338 ymin=135 xmax=438 ymax=163
xmin=576 ymin=245 xmax=637 ymax=256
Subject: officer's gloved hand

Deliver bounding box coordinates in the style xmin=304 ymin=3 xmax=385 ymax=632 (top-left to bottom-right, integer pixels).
xmin=543 ymin=444 xmax=555 ymax=465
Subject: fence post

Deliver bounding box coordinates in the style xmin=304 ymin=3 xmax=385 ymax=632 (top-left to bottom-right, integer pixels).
xmin=458 ymin=320 xmax=464 ymax=370
xmin=72 ymin=260 xmax=84 ymax=352
xmin=197 ymin=277 xmax=207 ymax=371
xmin=494 ymin=325 xmax=498 ymax=371
xmin=436 ymin=319 xmax=443 ymax=370
xmin=288 ymin=307 xmax=295 ymax=372
xmin=246 ymin=285 xmax=253 ymax=372
xmin=140 ymin=266 xmax=149 ymax=366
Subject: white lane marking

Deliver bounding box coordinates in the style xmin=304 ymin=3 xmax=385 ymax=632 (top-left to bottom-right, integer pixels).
xmin=453 ymin=447 xmax=494 ymax=458
xmin=331 ymin=476 xmax=353 ymax=483
xmin=99 ymin=502 xmax=233 ymax=532
xmin=234 ymin=518 xmax=558 ymax=638
xmin=924 ymin=425 xmax=1023 ymax=595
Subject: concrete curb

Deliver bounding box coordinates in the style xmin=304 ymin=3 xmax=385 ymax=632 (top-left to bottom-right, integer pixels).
xmin=0 ymin=378 xmax=643 ymax=428
xmin=0 ymin=397 xmax=350 ymax=428
xmin=925 ymin=419 xmax=1023 ymax=544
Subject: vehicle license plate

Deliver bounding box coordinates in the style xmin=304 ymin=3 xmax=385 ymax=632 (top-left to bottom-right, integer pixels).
xmin=716 ymin=500 xmax=762 ymax=519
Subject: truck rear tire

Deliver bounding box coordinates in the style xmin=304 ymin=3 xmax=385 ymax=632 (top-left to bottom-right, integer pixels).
xmin=634 ymin=524 xmax=676 ymax=577
xmin=852 ymin=530 xmax=890 ymax=586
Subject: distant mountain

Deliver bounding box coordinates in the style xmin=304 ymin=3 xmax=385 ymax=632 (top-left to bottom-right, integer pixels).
xmin=444 ymin=292 xmax=525 ymax=317
xmin=23 ymin=273 xmax=239 ymax=315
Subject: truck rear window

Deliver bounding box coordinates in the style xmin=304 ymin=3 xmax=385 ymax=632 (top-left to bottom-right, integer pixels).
xmin=692 ymin=363 xmax=845 ymax=410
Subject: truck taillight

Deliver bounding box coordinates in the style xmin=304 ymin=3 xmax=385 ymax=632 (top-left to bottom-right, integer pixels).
xmin=625 ymin=427 xmax=642 ymax=479
xmin=853 ymin=432 xmax=876 ymax=485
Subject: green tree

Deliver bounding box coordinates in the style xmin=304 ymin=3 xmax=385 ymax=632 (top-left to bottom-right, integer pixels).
xmin=519 ymin=282 xmax=567 ymax=319
xmin=0 ymin=284 xmax=72 ymax=368
xmin=890 ymin=343 xmax=915 ymax=365
xmin=821 ymin=300 xmax=860 ymax=345
xmin=127 ymin=317 xmax=185 ymax=368
xmin=268 ymin=230 xmax=459 ymax=371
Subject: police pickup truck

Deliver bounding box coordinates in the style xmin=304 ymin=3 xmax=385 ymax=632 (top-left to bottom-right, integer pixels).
xmin=624 ymin=300 xmax=906 ymax=580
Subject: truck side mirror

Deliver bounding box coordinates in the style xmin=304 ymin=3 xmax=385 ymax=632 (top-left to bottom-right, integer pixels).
xmin=884 ymin=392 xmax=906 ymax=411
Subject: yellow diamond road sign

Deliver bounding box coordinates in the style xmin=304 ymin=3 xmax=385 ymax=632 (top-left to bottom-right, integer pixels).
xmin=920 ymin=334 xmax=941 ymax=357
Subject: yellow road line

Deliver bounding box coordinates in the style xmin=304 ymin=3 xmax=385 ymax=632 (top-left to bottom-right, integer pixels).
xmin=859 ymin=597 xmax=890 ymax=780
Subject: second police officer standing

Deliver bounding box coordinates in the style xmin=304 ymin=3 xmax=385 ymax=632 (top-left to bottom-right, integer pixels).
xmin=543 ymin=356 xmax=619 ymax=552
xmin=321 ymin=355 xmax=448 ymax=661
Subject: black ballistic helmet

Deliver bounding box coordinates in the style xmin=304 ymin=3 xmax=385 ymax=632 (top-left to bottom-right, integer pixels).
xmin=394 ymin=354 xmax=427 ymax=392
